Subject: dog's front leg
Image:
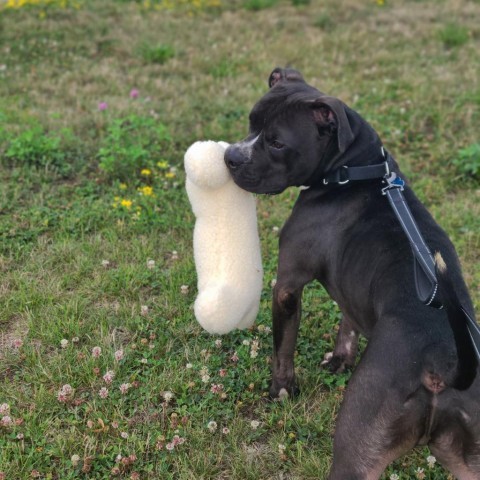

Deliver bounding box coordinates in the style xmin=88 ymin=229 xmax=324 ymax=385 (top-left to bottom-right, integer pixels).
xmin=269 ymin=281 xmax=304 ymax=399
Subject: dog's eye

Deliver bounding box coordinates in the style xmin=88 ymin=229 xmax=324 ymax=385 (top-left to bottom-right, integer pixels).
xmin=270 ymin=140 xmax=285 ymax=150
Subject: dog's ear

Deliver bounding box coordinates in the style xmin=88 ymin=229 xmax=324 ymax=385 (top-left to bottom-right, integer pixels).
xmin=310 ymin=97 xmax=355 ymax=154
xmin=268 ymin=67 xmax=305 ymax=88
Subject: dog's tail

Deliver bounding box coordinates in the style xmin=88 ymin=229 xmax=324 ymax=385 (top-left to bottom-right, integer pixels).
xmin=433 ymin=252 xmax=478 ymax=390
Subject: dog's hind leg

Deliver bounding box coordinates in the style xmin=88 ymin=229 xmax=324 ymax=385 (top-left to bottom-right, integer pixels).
xmin=322 ymin=314 xmax=359 ymax=374
xmin=328 ymin=337 xmax=427 ymax=479
xmin=428 ymin=407 xmax=480 ymax=480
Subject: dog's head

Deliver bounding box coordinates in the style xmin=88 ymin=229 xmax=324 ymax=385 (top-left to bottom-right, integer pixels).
xmin=225 ymin=67 xmax=375 ymax=194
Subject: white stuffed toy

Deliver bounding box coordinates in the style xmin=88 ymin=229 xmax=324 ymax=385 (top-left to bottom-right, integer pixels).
xmin=184 ymin=140 xmax=263 ymax=334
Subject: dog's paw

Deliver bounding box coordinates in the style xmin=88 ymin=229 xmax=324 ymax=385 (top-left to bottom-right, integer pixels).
xmin=269 ymin=383 xmax=300 ymax=401
xmin=321 ymin=351 xmax=350 ymax=374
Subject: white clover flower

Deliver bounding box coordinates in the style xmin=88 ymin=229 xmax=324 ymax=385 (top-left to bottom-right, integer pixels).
xmin=250 ymin=420 xmax=260 ymax=430
xmin=60 ymin=339 xmax=69 ymax=349
xmin=62 ymin=384 xmax=73 ymax=395
xmin=0 ymin=404 xmax=10 ymax=415
xmin=98 ymin=387 xmax=109 ymax=399
xmin=91 ymin=346 xmax=102 ymax=358
xmin=415 ymin=467 xmax=425 ymax=479
xmin=426 ymin=455 xmax=436 ymax=468
xmin=114 ymin=349 xmax=124 ymax=362
xmin=147 ymin=259 xmax=155 ymax=269
xmin=119 ymin=383 xmax=131 ymax=395
xmin=103 ymin=370 xmax=115 ymax=384
xmin=163 ymin=391 xmax=174 ymax=403
xmin=71 ymin=454 xmax=80 ymax=467
xmin=1 ymin=416 xmax=13 ymax=427
xmin=207 ymin=421 xmax=217 ymax=432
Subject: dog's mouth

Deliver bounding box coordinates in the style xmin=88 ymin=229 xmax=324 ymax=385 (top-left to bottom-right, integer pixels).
xmin=266 ymin=189 xmax=284 ymax=196
xmin=231 ymin=174 xmax=285 ymax=195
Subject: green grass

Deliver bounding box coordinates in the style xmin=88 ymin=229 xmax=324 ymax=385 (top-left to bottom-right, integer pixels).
xmin=1 ymin=0 xmax=479 ymax=478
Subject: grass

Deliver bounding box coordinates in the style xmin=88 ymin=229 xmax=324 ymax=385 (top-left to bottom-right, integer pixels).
xmin=0 ymin=0 xmax=479 ymax=478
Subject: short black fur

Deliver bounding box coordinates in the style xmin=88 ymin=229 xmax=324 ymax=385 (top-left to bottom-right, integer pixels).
xmin=225 ymin=68 xmax=480 ymax=479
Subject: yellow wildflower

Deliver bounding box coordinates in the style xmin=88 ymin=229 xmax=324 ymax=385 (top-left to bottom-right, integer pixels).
xmin=121 ymin=199 xmax=133 ymax=209
xmin=157 ymin=160 xmax=169 ymax=169
xmin=165 ymin=172 xmax=176 ymax=179
xmin=119 ymin=183 xmax=127 ymax=190
xmin=141 ymin=168 xmax=152 ymax=176
xmin=138 ymin=186 xmax=154 ymax=196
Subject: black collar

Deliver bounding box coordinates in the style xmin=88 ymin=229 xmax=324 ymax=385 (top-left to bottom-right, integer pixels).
xmin=322 ymin=147 xmax=391 ymax=186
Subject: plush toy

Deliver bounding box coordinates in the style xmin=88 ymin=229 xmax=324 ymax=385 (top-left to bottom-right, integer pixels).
xmin=184 ymin=140 xmax=263 ymax=334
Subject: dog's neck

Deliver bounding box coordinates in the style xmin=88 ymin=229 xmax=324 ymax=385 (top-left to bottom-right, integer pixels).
xmin=306 ymin=109 xmax=388 ymax=192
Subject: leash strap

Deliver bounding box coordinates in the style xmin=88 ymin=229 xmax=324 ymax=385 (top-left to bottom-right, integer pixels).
xmin=322 ymin=156 xmax=442 ymax=308
xmin=462 ymin=307 xmax=480 ymax=361
xmin=321 ymin=151 xmax=480 ymax=362
xmin=381 ymin=179 xmax=442 ymax=309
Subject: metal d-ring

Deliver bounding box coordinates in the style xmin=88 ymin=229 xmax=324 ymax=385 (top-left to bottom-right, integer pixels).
xmin=338 ymin=166 xmax=350 ymax=185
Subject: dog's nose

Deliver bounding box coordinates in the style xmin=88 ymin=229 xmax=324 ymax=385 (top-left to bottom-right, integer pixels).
xmin=225 ymin=145 xmax=245 ymax=170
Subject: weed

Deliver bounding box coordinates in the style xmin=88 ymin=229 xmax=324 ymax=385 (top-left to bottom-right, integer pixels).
xmin=1 ymin=125 xmax=78 ymax=177
xmin=138 ymin=42 xmax=175 ymax=64
xmin=453 ymin=143 xmax=480 ymax=180
xmin=314 ymin=13 xmax=334 ymax=31
xmin=98 ymin=115 xmax=172 ymax=181
xmin=243 ymin=0 xmax=278 ymax=11
xmin=439 ymin=23 xmax=470 ymax=48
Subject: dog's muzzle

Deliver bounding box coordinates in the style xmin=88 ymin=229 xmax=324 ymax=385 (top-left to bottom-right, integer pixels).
xmin=224 ymin=144 xmax=248 ymax=171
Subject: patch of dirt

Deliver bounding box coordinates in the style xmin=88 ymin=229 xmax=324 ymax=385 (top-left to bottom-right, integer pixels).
xmin=0 ymin=314 xmax=29 ymax=359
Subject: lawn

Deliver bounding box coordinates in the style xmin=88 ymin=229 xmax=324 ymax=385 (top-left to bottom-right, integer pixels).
xmin=0 ymin=0 xmax=479 ymax=478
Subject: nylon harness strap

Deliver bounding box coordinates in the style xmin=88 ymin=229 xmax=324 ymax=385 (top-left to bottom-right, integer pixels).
xmin=321 ymin=149 xmax=480 ymax=361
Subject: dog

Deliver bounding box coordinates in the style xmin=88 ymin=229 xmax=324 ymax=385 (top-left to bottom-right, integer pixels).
xmin=224 ymin=68 xmax=480 ymax=479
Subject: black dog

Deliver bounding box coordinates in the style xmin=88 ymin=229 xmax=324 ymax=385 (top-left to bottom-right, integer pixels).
xmin=224 ymin=68 xmax=480 ymax=479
